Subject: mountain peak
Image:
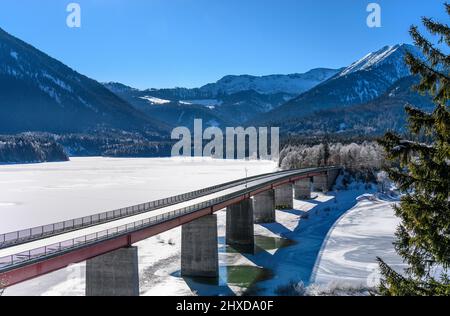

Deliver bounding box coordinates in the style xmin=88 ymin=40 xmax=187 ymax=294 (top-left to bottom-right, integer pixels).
xmin=337 ymin=43 xmax=421 ymax=78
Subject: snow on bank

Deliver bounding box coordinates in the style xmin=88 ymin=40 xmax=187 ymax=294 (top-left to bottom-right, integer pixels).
xmin=311 ymin=194 xmax=404 ymax=289
xmin=253 ymin=189 xmax=389 ymax=295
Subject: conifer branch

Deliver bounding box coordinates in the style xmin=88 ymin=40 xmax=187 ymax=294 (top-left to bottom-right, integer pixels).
xmin=410 ymin=25 xmax=450 ymax=67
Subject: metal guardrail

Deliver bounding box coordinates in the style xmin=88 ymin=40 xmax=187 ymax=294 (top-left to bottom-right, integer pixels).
xmin=0 ymin=169 xmax=300 ymax=249
xmin=0 ymin=199 xmax=215 ymax=270
xmin=0 ymin=166 xmax=339 ymax=272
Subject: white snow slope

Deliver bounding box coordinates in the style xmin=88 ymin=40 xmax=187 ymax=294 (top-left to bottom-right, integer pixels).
xmin=337 ymin=44 xmax=421 ymax=78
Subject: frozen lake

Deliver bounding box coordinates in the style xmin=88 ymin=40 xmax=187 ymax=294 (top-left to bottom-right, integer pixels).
xmin=0 ymin=157 xmax=277 ymax=233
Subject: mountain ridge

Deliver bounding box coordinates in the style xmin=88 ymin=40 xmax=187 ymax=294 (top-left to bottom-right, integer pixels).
xmin=197 ymin=68 xmax=341 ymax=95
xmin=251 ymin=43 xmax=425 ymax=126
xmin=105 ymin=67 xmax=341 ymax=97
xmin=103 ymin=68 xmax=341 ymax=127
xmin=0 ymin=27 xmax=168 ymax=135
xmin=279 ymin=75 xmax=434 ymax=137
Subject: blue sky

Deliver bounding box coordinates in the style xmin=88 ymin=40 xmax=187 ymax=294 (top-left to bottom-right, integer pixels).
xmin=0 ymin=0 xmax=447 ymax=89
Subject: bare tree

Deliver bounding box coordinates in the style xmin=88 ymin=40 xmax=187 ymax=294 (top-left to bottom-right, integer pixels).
xmin=279 ymin=141 xmax=385 ymax=173
xmin=376 ymin=171 xmax=390 ymax=193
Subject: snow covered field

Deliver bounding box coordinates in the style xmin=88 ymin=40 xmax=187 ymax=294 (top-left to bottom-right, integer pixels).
xmin=1 ymin=158 xmax=404 ymax=296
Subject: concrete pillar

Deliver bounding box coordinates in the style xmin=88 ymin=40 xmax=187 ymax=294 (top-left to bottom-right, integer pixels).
xmin=181 ymin=215 xmax=219 ymax=278
xmin=294 ymin=178 xmax=312 ymax=200
xmin=313 ymin=174 xmax=329 ymax=193
xmin=327 ymin=169 xmax=340 ymax=190
xmin=313 ymin=170 xmax=340 ymax=193
xmin=274 ymin=183 xmax=293 ymax=209
xmin=86 ymin=247 xmax=139 ymax=296
xmin=253 ymin=189 xmax=276 ymax=224
xmin=226 ymin=199 xmax=254 ymax=252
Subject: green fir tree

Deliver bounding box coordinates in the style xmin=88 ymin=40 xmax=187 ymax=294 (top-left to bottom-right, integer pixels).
xmin=377 ymin=3 xmax=450 ymax=296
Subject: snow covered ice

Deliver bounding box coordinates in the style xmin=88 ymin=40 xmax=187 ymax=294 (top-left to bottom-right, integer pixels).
xmin=0 ymin=157 xmax=276 ymax=233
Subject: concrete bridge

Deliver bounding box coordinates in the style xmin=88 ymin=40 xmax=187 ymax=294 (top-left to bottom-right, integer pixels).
xmin=0 ymin=166 xmax=340 ymax=296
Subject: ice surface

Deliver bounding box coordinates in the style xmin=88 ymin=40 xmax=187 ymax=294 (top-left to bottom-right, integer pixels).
xmin=0 ymin=157 xmax=276 ymax=233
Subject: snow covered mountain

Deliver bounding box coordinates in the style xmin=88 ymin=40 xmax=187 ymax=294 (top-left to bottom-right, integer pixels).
xmin=337 ymin=44 xmax=421 ymax=79
xmin=254 ymin=44 xmax=424 ymax=125
xmin=104 ymin=82 xmax=297 ymax=126
xmin=0 ymin=28 xmax=166 ymax=134
xmin=104 ymin=69 xmax=339 ymax=127
xmin=198 ymin=68 xmax=340 ymax=95
xmin=279 ymin=75 xmax=434 ymax=137
xmin=103 ymin=82 xmax=233 ymax=128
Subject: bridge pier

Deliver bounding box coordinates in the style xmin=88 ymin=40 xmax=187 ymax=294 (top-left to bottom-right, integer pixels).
xmin=327 ymin=169 xmax=340 ymax=189
xmin=274 ymin=183 xmax=293 ymax=209
xmin=226 ymin=199 xmax=254 ymax=252
xmin=313 ymin=170 xmax=340 ymax=193
xmin=253 ymin=189 xmax=276 ymax=224
xmin=313 ymin=174 xmax=329 ymax=193
xmin=294 ymin=178 xmax=312 ymax=200
xmin=181 ymin=215 xmax=219 ymax=278
xmin=86 ymin=246 xmax=139 ymax=296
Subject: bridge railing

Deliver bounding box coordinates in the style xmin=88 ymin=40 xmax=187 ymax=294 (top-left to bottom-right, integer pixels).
xmin=0 ymin=188 xmax=240 ymax=270
xmin=0 ymin=169 xmax=301 ymax=249
xmin=0 ymin=166 xmax=340 ymax=271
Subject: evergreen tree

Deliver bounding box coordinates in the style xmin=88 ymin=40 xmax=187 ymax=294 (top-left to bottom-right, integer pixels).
xmin=377 ymin=3 xmax=450 ymax=296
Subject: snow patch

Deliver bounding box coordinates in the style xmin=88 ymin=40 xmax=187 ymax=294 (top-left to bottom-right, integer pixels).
xmin=38 ymin=84 xmax=62 ymax=104
xmin=10 ymin=51 xmax=18 ymax=60
xmin=140 ymin=96 xmax=171 ymax=105
xmin=41 ymin=72 xmax=73 ymax=92
xmin=179 ymin=99 xmax=223 ymax=107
